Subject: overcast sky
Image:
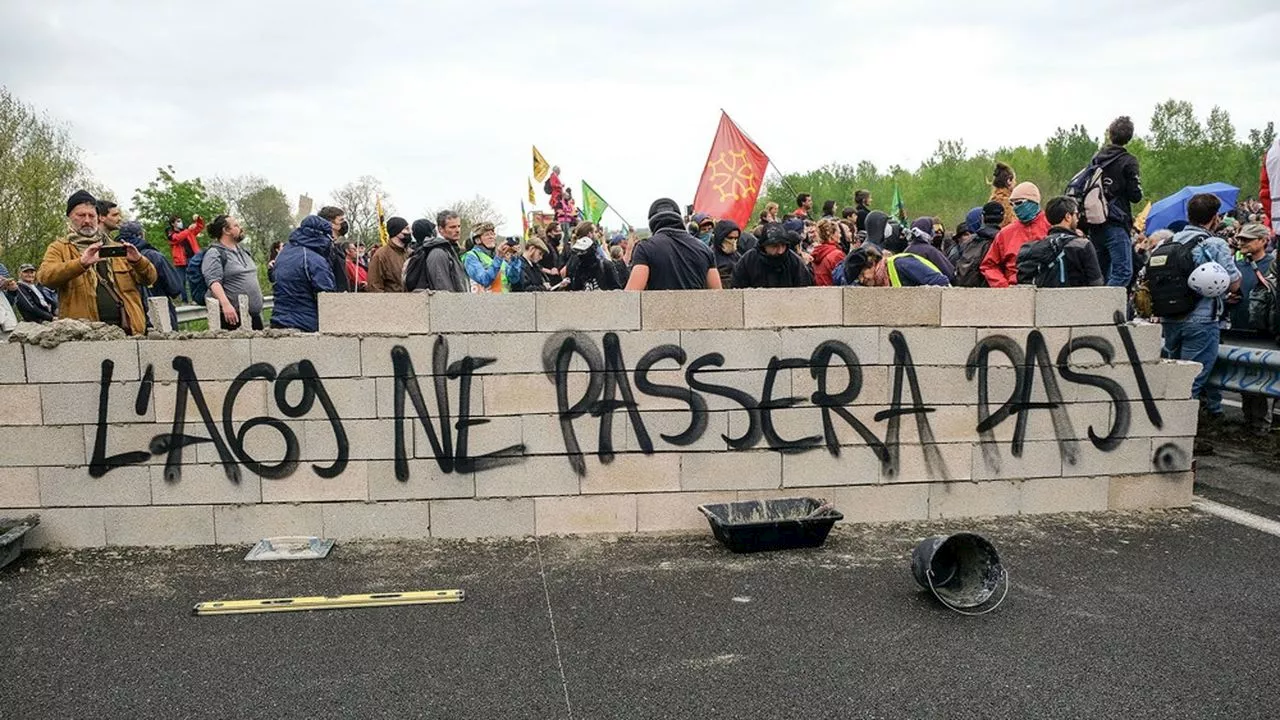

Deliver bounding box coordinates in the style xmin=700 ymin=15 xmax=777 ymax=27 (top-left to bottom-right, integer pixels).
xmin=2 ymin=0 xmax=1277 ymax=234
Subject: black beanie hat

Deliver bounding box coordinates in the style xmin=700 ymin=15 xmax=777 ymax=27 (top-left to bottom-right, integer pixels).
xmin=647 ymin=197 xmax=683 ymax=232
xmin=411 ymin=218 xmax=436 ymax=242
xmin=66 ymin=189 xmax=97 ymax=216
xmin=981 ymin=201 xmax=1005 ymax=225
xmin=386 ymin=217 xmax=408 ymax=238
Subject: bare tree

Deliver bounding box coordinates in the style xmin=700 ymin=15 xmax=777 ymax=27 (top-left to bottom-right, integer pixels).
xmin=207 ymin=174 xmax=269 ymax=216
xmin=329 ymin=175 xmax=387 ymax=246
xmin=428 ymin=195 xmax=504 ymax=246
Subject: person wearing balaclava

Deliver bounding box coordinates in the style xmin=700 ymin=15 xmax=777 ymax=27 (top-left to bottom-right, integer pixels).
xmin=711 ymin=219 xmax=742 ymax=288
xmin=732 ymin=224 xmax=812 ymax=289
xmin=861 ymin=210 xmax=891 ymax=251
xmin=979 ymin=181 xmax=1050 ymax=288
xmin=906 ymin=216 xmax=956 ymax=282
xmin=36 ymin=190 xmax=157 ymax=334
xmin=625 ymin=198 xmax=718 ymax=290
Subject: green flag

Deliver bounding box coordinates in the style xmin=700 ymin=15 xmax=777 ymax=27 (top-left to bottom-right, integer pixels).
xmin=582 ymin=180 xmax=608 ymax=224
xmin=890 ymin=182 xmax=906 ymax=223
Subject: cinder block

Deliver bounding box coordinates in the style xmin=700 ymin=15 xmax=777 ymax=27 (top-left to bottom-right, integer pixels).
xmin=681 ymin=450 xmax=780 ymax=491
xmin=151 ymin=464 xmax=262 ymax=505
xmin=1035 ymin=287 xmax=1127 ymax=327
xmin=536 ymin=292 xmax=641 ymax=331
xmin=87 ymin=423 xmax=171 ymax=466
xmin=628 ymin=410 xmax=729 ymax=454
xmin=321 ymin=501 xmax=433 ymax=540
xmin=524 ymin=412 xmax=612 ymax=456
xmin=779 ymin=326 xmax=882 ymax=366
xmin=844 ymin=287 xmax=941 ymax=327
xmin=250 ymin=336 xmax=362 ymax=378
xmin=366 ymin=459 xmax=475 ymax=501
xmin=1020 ymin=476 xmax=1109 ymax=514
xmin=25 ymin=340 xmax=140 ymax=383
xmin=415 ymin=414 xmax=522 ymax=463
xmin=1061 ymin=437 xmax=1156 ymax=478
xmin=679 ymin=329 xmax=782 ymax=371
xmin=975 ymin=327 xmax=1072 ymax=368
xmin=905 ymin=367 xmax=984 ymax=406
xmin=641 ymin=290 xmax=744 ymax=330
xmin=374 ymin=373 xmax=476 ymax=420
xmin=580 ymin=453 xmax=680 ymax=494
xmin=39 ymin=465 xmax=151 ymax=507
xmin=319 ymin=292 xmax=431 ymax=334
xmin=941 ymin=287 xmax=1035 ymax=327
xmin=214 ymin=503 xmax=324 ymax=545
xmin=1151 ymin=437 xmax=1194 ymax=474
xmin=467 ymin=332 xmax=556 ymax=375
xmin=636 ymin=491 xmax=738 ymax=532
xmin=152 ymin=379 xmax=269 ymax=424
xmin=360 ymin=334 xmax=467 ymax=378
xmin=41 ymin=382 xmax=152 ymax=425
xmin=1154 ymin=361 xmax=1200 ymax=400
xmin=0 ymin=343 xmax=26 ymax=383
xmin=261 ymin=461 xmax=369 ymax=503
xmin=536 ymin=494 xmax=637 ymax=535
xmin=474 ymin=456 xmax=580 ymax=498
xmin=23 ymin=507 xmax=106 ymax=548
xmin=1125 ymin=399 xmax=1199 ymax=438
xmin=0 ymin=385 xmax=42 ymax=425
xmin=826 ymin=484 xmax=930 ymax=524
xmin=928 ymin=480 xmax=1021 ymax=519
xmin=971 ymin=441 xmax=1064 ymax=481
xmin=429 ymin=292 xmax=536 ymax=334
xmin=892 ymin=443 xmax=974 ymax=482
xmin=430 ymin=498 xmax=534 ymax=538
xmin=743 ymin=287 xmax=843 ymax=328
xmin=306 ymin=419 xmax=394 ymax=461
xmin=1071 ymin=322 xmax=1163 ymax=364
xmin=105 ymin=506 xmax=216 ymax=546
xmin=792 ymin=364 xmax=890 ymax=407
xmin=0 ymin=467 xmax=40 ymax=507
xmin=270 ymin=378 xmax=377 ymax=421
xmin=1108 ymin=471 xmax=1193 ymax=510
xmin=482 ymin=373 xmax=573 ymax=417
xmin=193 ymin=421 xmax=300 ymax=465
xmin=147 ymin=296 xmax=173 ymax=333
xmin=138 ymin=339 xmax=252 ymax=381
xmin=782 ymin=447 xmax=882 ymax=488
xmin=879 ymin=327 xmax=978 ymax=367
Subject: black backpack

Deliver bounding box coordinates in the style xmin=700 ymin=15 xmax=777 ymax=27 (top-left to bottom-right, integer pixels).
xmin=402 ymin=243 xmax=445 ymax=291
xmin=543 ymin=178 xmax=553 ymax=195
xmin=1016 ymin=234 xmax=1069 ymax=288
xmin=1144 ymin=231 xmax=1207 ymax=317
xmin=954 ymin=233 xmax=995 ymax=287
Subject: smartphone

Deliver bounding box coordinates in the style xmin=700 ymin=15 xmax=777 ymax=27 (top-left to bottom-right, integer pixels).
xmin=98 ymin=245 xmax=128 ymax=258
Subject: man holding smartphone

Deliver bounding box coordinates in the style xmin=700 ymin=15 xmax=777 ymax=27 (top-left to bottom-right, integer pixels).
xmin=36 ymin=189 xmax=156 ymax=335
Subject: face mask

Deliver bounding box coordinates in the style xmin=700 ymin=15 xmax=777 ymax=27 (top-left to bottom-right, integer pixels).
xmin=1014 ymin=201 xmax=1040 ymax=224
xmin=174 ymin=220 xmax=184 ymax=230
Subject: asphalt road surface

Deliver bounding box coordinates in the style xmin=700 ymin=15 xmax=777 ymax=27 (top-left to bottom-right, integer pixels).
xmin=3 ymin=498 xmax=1279 ymax=720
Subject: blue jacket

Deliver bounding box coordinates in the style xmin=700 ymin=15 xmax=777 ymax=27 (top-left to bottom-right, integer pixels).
xmin=271 ymin=216 xmax=336 ymax=332
xmin=120 ymin=224 xmax=184 ymax=299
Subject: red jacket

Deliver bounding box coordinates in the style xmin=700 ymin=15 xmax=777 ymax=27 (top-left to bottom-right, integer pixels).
xmin=811 ymin=243 xmax=845 ymax=286
xmin=979 ymin=212 xmax=1050 ymax=288
xmin=168 ymin=217 xmax=205 ymax=267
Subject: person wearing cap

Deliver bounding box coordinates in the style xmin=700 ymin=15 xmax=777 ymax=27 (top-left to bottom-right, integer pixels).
xmin=692 ymin=213 xmax=715 ymax=245
xmin=732 ymin=224 xmax=812 ymax=289
xmin=13 ymin=263 xmax=59 ymax=322
xmin=36 ymin=190 xmax=156 ymax=334
xmin=505 ymin=236 xmax=553 ymax=292
xmin=953 ymin=201 xmax=1006 ymax=287
xmin=462 ymin=222 xmax=513 ymax=293
xmin=979 ymin=181 xmax=1050 ymax=288
xmin=906 ymin=216 xmax=956 ymax=282
xmin=625 ymin=198 xmax=719 ymax=291
xmin=367 ymin=216 xmax=410 ymax=293
xmin=1228 ymin=223 xmax=1274 ymax=332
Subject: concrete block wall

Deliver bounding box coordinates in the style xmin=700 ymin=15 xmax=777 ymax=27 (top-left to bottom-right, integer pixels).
xmin=1 ymin=287 xmax=1199 ymax=547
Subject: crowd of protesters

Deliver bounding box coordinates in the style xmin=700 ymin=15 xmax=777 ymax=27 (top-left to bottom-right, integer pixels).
xmin=3 ymin=116 xmax=1279 ymax=434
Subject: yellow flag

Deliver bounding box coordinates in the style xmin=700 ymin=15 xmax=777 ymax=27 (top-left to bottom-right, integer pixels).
xmin=376 ymin=195 xmax=389 ymax=246
xmin=533 ymin=146 xmax=550 ymax=183
xmin=528 ymin=178 xmax=536 ymax=204
xmin=1135 ymin=201 xmax=1152 ymax=233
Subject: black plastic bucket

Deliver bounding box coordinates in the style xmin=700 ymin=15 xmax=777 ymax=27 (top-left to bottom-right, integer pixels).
xmin=911 ymin=532 xmax=1008 ymax=616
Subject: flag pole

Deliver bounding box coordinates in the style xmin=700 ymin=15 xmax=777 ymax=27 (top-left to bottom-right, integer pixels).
xmin=721 ymin=109 xmax=799 ymax=204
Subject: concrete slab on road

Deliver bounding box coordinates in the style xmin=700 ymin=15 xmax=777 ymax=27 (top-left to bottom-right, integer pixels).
xmin=1 ymin=508 xmax=1278 ymax=720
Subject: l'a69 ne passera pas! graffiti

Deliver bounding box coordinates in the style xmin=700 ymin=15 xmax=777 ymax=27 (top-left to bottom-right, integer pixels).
xmin=89 ymin=311 xmax=1165 ymax=485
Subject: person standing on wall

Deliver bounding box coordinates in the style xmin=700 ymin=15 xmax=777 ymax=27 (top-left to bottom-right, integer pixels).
xmin=204 ymin=215 xmax=266 ymax=330
xmin=166 ymin=213 xmax=204 ymax=301
xmin=1086 ymin=116 xmax=1144 ymax=287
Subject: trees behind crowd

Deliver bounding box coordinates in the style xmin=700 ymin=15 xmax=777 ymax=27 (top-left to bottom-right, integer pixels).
xmin=756 ymin=100 xmax=1276 ymax=227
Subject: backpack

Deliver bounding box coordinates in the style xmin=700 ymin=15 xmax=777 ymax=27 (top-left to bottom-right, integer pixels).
xmin=186 ymin=246 xmax=227 ymax=306
xmin=1066 ymin=154 xmax=1122 ymax=225
xmin=402 ymin=243 xmax=447 ymax=291
xmin=1144 ymin=231 xmax=1208 ymax=317
xmin=954 ymin=233 xmax=995 ymax=287
xmin=543 ymin=178 xmax=553 ymax=195
xmin=1016 ymin=234 xmax=1069 ymax=288
xmin=1246 ymin=262 xmax=1278 ymax=334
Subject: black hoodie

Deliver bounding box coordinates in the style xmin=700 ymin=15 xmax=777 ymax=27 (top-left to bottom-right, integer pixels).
xmin=630 ymin=198 xmax=715 ymax=290
xmin=711 ymin=220 xmax=742 ymax=288
xmin=862 ymin=211 xmax=889 ymax=250
xmin=1090 ymin=144 xmax=1143 ymax=228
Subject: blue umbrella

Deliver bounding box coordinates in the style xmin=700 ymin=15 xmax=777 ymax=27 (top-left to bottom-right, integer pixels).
xmin=1145 ymin=182 xmax=1240 ymax=232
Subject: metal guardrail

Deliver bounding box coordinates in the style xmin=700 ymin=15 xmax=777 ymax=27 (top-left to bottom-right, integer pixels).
xmin=174 ymin=296 xmax=273 ymax=325
xmin=1208 ymin=343 xmax=1280 ymax=398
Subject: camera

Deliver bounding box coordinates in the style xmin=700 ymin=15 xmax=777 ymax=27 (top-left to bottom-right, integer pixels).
xmin=98 ymin=245 xmax=129 ymax=258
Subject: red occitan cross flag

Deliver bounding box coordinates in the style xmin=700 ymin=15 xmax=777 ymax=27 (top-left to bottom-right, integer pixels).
xmin=692 ymin=112 xmax=769 ymax=229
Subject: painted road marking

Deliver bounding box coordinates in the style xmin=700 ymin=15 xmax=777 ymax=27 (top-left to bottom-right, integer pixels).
xmin=1193 ymin=497 xmax=1280 ymax=538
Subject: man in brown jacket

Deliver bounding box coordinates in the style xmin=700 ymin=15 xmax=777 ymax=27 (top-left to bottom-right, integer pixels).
xmin=367 ymin=216 xmax=409 ymax=292
xmin=37 ymin=190 xmax=157 ymax=335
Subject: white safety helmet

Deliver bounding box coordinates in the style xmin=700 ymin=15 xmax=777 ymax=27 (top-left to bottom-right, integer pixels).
xmin=1187 ymin=261 xmax=1231 ymax=298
